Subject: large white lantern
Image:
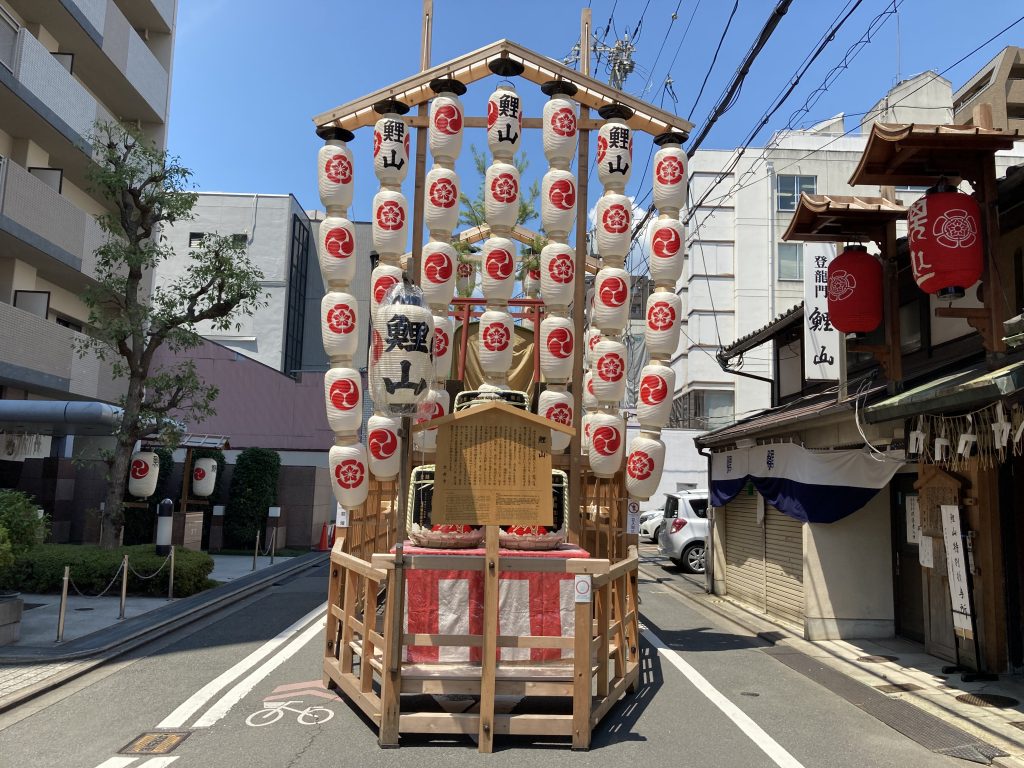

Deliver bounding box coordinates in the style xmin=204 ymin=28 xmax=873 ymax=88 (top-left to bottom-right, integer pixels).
xmin=590 ymin=338 xmax=627 ymax=403
xmin=539 ymin=316 xmax=574 ymax=381
xmin=367 ymin=414 xmax=401 ymax=480
xmin=371 ymin=189 xmax=408 ymax=257
xmin=541 ymin=168 xmax=577 ymax=240
xmin=541 ymin=80 xmax=578 ymax=169
xmin=484 ymin=162 xmax=520 ymax=231
xmin=596 ymin=105 xmax=634 ymax=192
xmin=637 ymin=363 xmax=675 ymax=429
xmin=581 ymin=411 xmax=594 ymax=457
xmin=329 ymin=442 xmax=369 ymax=507
xmin=371 ymin=264 xmax=403 ymax=320
xmin=593 ymin=267 xmax=631 ymax=332
xmin=538 ymin=388 xmax=573 ymax=453
xmin=324 ymin=367 xmax=363 ymax=434
xmin=582 ymin=371 xmax=598 ymax=410
xmin=587 ymin=411 xmax=625 ymax=478
xmin=653 ymin=133 xmax=688 ymax=214
xmin=420 ymin=241 xmax=456 ymax=308
xmin=540 ymin=242 xmax=575 ymax=308
xmin=487 ymin=84 xmax=522 ymax=161
xmin=428 ymin=78 xmax=466 ymax=166
xmin=594 ymin=193 xmax=633 ymax=261
xmin=432 ymin=314 xmax=454 ymax=382
xmin=371 ymin=287 xmax=433 ymax=416
xmin=413 ymin=388 xmax=450 ymax=453
xmin=645 ymin=291 xmax=682 ymax=357
xmin=317 ymin=216 xmax=357 ymax=286
xmin=321 ymin=292 xmax=360 ymax=359
xmin=191 ymin=457 xmax=217 ymax=498
xmin=481 ymin=237 xmax=516 ymax=302
xmin=625 ymin=434 xmax=666 ymax=500
xmin=584 ymin=327 xmax=603 ymax=367
xmin=649 ymin=217 xmax=686 ymax=287
xmin=456 ymin=259 xmax=476 ymax=297
xmin=478 ymin=309 xmax=514 ymax=375
xmin=127 ymin=451 xmax=159 ymax=498
xmin=424 ymin=166 xmax=460 ymax=236
xmin=372 ymin=105 xmax=410 ymax=187
xmin=316 ymin=127 xmax=355 ymax=212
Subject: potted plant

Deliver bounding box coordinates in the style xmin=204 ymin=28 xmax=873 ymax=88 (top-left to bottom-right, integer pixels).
xmin=0 ymin=490 xmax=49 ymax=645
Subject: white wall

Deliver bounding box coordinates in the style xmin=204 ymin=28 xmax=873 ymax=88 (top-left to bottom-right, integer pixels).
xmin=626 ymin=425 xmax=706 ymax=510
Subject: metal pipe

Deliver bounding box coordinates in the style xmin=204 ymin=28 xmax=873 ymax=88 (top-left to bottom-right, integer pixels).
xmin=168 ymin=547 xmax=175 ymax=600
xmin=56 ymin=566 xmax=69 ymax=642
xmin=252 ymin=530 xmax=260 ymax=571
xmin=698 ymin=447 xmax=715 ymax=594
xmin=118 ymin=555 xmax=128 ymax=620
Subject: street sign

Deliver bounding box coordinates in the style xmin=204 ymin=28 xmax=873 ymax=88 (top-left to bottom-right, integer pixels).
xmin=574 ymin=574 xmax=592 ymax=603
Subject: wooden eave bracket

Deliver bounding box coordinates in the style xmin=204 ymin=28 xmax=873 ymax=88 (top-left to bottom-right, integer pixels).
xmin=847 ymin=342 xmax=897 ymax=381
xmin=934 ymin=306 xmax=999 ymax=353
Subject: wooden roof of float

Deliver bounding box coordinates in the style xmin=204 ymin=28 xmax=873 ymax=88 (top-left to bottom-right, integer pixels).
xmin=313 ymin=39 xmax=694 ymax=138
xmin=412 ymin=399 xmax=575 ymax=435
xmin=783 ymin=193 xmax=906 ymax=244
xmin=457 ymin=223 xmax=601 ymax=274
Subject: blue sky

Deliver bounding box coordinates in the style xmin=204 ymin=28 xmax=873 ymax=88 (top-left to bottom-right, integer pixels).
xmin=168 ymin=0 xmax=1024 ymax=221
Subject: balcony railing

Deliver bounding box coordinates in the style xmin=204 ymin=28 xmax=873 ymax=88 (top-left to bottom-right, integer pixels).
xmin=89 ymin=0 xmax=169 ymax=118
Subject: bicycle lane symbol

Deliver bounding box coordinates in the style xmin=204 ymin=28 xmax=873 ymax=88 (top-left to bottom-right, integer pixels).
xmin=245 ymin=680 xmax=339 ymax=727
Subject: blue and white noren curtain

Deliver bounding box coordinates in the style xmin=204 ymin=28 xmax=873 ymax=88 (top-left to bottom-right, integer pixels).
xmin=711 ymin=443 xmax=903 ymax=524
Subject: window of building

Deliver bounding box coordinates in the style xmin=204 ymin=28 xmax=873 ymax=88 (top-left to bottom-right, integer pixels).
xmin=55 ymin=316 xmax=83 ymax=332
xmin=28 ymin=167 xmax=63 ymax=193
xmin=232 ymin=233 xmax=248 ymax=247
xmin=283 ymin=215 xmax=311 ymax=377
xmin=188 ymin=232 xmax=205 ymax=248
xmin=671 ymin=389 xmax=735 ymax=431
xmin=777 ymin=243 xmax=803 ymax=281
xmin=51 ymin=52 xmax=73 ymax=74
xmin=776 ymin=174 xmax=816 ymax=211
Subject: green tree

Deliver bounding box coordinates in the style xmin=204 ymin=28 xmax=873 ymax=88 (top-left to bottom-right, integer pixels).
xmin=224 ymin=448 xmax=280 ymax=549
xmin=79 ymin=122 xmax=267 ymax=548
xmin=458 ymin=145 xmax=540 ymax=241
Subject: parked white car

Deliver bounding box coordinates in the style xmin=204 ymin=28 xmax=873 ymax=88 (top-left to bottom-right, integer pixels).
xmin=638 ymin=508 xmax=665 ymax=542
xmin=657 ymin=491 xmax=710 ymax=573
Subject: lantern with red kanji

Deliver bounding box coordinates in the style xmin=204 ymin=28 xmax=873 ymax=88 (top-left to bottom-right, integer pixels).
xmin=826 ymin=245 xmax=883 ymax=334
xmin=907 ymin=185 xmax=984 ymax=300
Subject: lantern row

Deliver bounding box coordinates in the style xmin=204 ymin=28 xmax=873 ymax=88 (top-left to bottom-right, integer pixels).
xmin=126 ymin=453 xmax=219 ymax=500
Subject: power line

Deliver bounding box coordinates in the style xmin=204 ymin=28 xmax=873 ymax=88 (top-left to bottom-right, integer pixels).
xmin=686 ymin=0 xmax=740 ymax=121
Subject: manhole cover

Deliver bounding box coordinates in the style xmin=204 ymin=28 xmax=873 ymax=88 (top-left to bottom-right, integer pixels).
xmin=858 ymin=655 xmax=898 ymax=663
xmin=955 ymin=693 xmax=1020 ymax=708
xmin=73 ymin=607 xmax=94 ymax=612
xmin=875 ymin=683 xmax=924 ymax=693
xmin=119 ymin=731 xmax=191 ymax=755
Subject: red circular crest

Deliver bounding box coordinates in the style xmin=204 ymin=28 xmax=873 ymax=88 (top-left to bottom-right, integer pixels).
xmin=130 ymin=459 xmax=149 ymax=479
xmin=546 ymin=403 xmax=573 ymax=425
xmin=601 ymin=204 xmax=630 ymax=234
xmin=433 ymin=104 xmax=463 ymax=135
xmin=193 ymin=467 xmax=206 ymax=482
xmin=324 ymin=153 xmax=352 ymax=185
xmin=647 ymin=301 xmax=676 ymax=332
xmin=424 ymin=251 xmax=453 ymax=283
xmin=627 ymin=450 xmax=654 ymax=480
xmin=548 ymin=179 xmax=576 ymax=211
xmin=487 ymin=99 xmax=498 ymax=129
xmin=592 ymin=426 xmax=621 ymax=457
xmin=639 ymin=374 xmax=668 ymax=405
xmin=457 ymin=261 xmax=474 ymax=279
xmin=334 ymin=459 xmax=365 ymax=490
xmin=403 ymin=133 xmax=410 ymax=159
xmin=376 ymin=200 xmax=405 ymax=231
xmin=430 ymin=400 xmax=446 ymax=420
xmin=326 ymin=303 xmax=356 ymax=334
xmin=324 ymin=226 xmax=354 ymax=259
xmin=428 ymin=178 xmax=457 ymax=209
xmin=547 ymin=252 xmax=575 ymax=284
xmin=372 ymin=131 xmax=381 ymax=158
xmin=490 ymin=173 xmax=519 ymax=204
xmin=550 ymin=107 xmax=577 ymax=137
xmin=329 ymin=378 xmax=359 ymax=410
xmin=596 ymin=353 xmax=624 ymax=382
xmin=651 ymin=226 xmax=681 ymax=258
xmin=656 ymin=155 xmax=684 ymax=186
xmin=371 ymin=329 xmax=383 ymax=364
xmin=546 ymin=327 xmax=573 ymax=359
xmin=434 ymin=328 xmax=449 ymax=358
xmin=482 ymin=323 xmax=510 ymax=352
xmin=373 ymin=275 xmax=399 ymax=304
xmin=485 ymin=249 xmax=514 ymax=280
xmin=368 ymin=428 xmax=398 ymax=460
xmin=596 ymin=135 xmax=608 ymax=163
xmin=599 ymin=276 xmax=628 ymax=307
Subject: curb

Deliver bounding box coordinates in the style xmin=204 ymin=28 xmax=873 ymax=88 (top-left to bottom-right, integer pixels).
xmin=0 ymin=552 xmax=328 ymax=713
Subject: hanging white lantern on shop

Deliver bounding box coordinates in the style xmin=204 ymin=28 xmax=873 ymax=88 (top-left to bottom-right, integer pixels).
xmin=370 ymin=264 xmax=403 ymax=320
xmin=191 ymin=457 xmax=217 ymax=498
xmin=371 ymin=189 xmax=408 ymax=257
xmin=321 ymin=292 xmax=360 ymax=359
xmin=367 ymin=413 xmax=401 ymax=480
xmin=127 ymin=451 xmax=159 ymax=498
xmin=323 ymin=367 xmax=363 ymax=434
xmin=481 ymin=237 xmax=517 ymax=301
xmin=539 ymin=316 xmax=574 ymax=381
xmin=432 ymin=314 xmax=454 ymax=382
xmin=596 ymin=105 xmax=634 ymax=192
xmin=424 ymin=166 xmax=460 ymax=236
xmin=541 ymin=168 xmax=577 ymax=240
xmin=484 ymin=162 xmax=520 ymax=231
xmin=538 ymin=388 xmax=574 ymax=452
xmin=329 ymin=442 xmax=369 ymax=507
xmin=541 ymin=80 xmax=578 ymax=169
xmin=625 ymin=434 xmax=666 ymax=500
xmin=317 ymin=216 xmax=357 ymax=286
xmin=372 ymin=100 xmax=411 ymax=187
xmin=594 ymin=193 xmax=633 ymax=260
xmin=478 ymin=309 xmax=514 ymax=375
xmin=420 ymin=241 xmax=456 ymax=307
xmin=540 ymin=243 xmax=575 ymax=308
xmin=648 ymin=217 xmax=686 ymax=286
xmin=590 ymin=338 xmax=627 ymax=403
xmin=653 ymin=133 xmax=688 ymax=214
xmin=587 ymin=411 xmax=625 ymax=478
xmin=413 ymin=388 xmax=450 ymax=453
xmin=637 ymin=363 xmax=675 ymax=429
xmin=428 ymin=78 xmax=466 ymax=166
xmin=593 ymin=268 xmax=631 ymax=331
xmin=316 ymin=126 xmax=355 ymax=211
xmin=645 ymin=291 xmax=682 ymax=357
xmin=370 ymin=286 xmax=433 ymax=416
xmin=487 ymin=82 xmax=523 ymax=161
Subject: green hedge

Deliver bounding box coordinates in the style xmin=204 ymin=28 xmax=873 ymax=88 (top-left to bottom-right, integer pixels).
xmin=224 ymin=448 xmax=280 ymax=549
xmin=9 ymin=543 xmax=214 ymax=597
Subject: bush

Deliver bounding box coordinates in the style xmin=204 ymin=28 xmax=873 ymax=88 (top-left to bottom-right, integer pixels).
xmin=9 ymin=544 xmax=214 ymax=597
xmin=224 ymin=448 xmax=280 ymax=549
xmin=0 ymin=489 xmax=48 ymax=590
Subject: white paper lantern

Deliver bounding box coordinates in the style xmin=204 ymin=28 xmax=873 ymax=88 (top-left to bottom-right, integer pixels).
xmin=596 ymin=119 xmax=633 ymax=192
xmin=541 ymin=168 xmax=577 ymax=239
xmin=653 ymin=139 xmax=687 ymax=214
xmin=413 ymin=388 xmax=450 ymax=453
xmin=370 ymin=264 xmax=403 ymax=320
xmin=538 ymin=388 xmax=573 ymax=452
xmin=540 ymin=243 xmax=575 ymax=308
xmin=593 ymin=267 xmax=631 ymax=332
xmin=191 ymin=457 xmax=217 ymax=498
xmin=329 ymin=443 xmax=370 ymax=507
xmin=432 ymin=314 xmax=454 ymax=382
xmin=625 ymin=435 xmax=666 ymax=500
xmin=373 ymin=114 xmax=410 ymax=186
xmin=648 ymin=217 xmax=686 ymax=286
xmin=481 ymin=237 xmax=517 ymax=302
xmin=580 ymin=411 xmax=594 ymax=456
xmin=372 ymin=298 xmax=433 ymax=415
xmin=317 ymin=216 xmax=357 ymax=287
xmin=587 ymin=411 xmax=625 ymax=478
xmin=487 ymin=85 xmax=522 ymax=160
xmin=542 ymin=96 xmax=577 ymax=169
xmin=523 ymin=269 xmax=541 ymax=298
xmin=367 ymin=413 xmax=401 ymax=480
xmin=590 ymin=338 xmax=627 ymax=403
xmin=321 ymin=292 xmax=360 ymax=359
xmin=372 ymin=189 xmax=408 ymax=257
xmin=584 ymin=327 xmax=603 ymax=367
xmin=645 ymin=291 xmax=682 ymax=358
xmin=478 ymin=309 xmax=514 ymax=375
xmin=594 ymin=193 xmax=633 ymax=260
xmin=429 ymin=89 xmax=464 ymax=165
xmin=128 ymin=451 xmax=159 ymax=498
xmin=317 ymin=137 xmax=354 ymax=211
xmin=324 ymin=367 xmax=363 ymax=434
xmin=637 ymin=363 xmax=675 ymax=429
xmin=456 ymin=259 xmax=476 ymax=297
xmin=424 ymin=166 xmax=460 ymax=236
xmin=420 ymin=241 xmax=456 ymax=308
xmin=582 ymin=371 xmax=598 ymax=410
xmin=539 ymin=316 xmax=574 ymax=381
xmin=484 ymin=162 xmax=520 ymax=231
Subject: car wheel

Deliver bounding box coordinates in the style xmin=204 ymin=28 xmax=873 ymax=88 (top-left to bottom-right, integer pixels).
xmin=649 ymin=525 xmax=660 ymax=544
xmin=682 ymin=542 xmax=706 ymax=574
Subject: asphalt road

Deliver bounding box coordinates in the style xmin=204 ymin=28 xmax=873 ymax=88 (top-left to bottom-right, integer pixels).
xmin=0 ymin=544 xmax=963 ymax=768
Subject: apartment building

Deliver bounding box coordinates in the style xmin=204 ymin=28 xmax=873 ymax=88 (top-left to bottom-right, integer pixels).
xmin=953 ymin=46 xmax=1024 ymax=133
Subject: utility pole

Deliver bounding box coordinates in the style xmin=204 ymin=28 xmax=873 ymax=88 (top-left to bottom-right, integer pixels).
xmin=592 ymin=32 xmax=637 ymax=91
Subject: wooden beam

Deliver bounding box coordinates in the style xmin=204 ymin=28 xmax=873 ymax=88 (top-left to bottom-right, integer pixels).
xmin=478 ymin=525 xmax=499 ymax=753
xmin=406 ymin=114 xmax=606 ymax=131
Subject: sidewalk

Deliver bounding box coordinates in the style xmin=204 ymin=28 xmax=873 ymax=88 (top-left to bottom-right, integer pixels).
xmin=0 ymin=551 xmax=327 ymax=713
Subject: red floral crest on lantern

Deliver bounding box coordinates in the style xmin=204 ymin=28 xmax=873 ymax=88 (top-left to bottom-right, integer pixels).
xmin=827 ymin=270 xmax=856 ymax=302
xmin=429 ymin=178 xmax=458 ymax=209
xmin=656 ymin=156 xmax=684 ymax=185
xmin=550 ymin=107 xmax=577 ymax=137
xmin=596 ymin=353 xmax=624 ymax=382
xmin=490 ymin=173 xmax=519 ymax=204
xmin=335 ymin=459 xmax=365 ymax=490
xmin=627 ymin=450 xmax=654 ymax=480
xmin=326 ymin=304 xmax=356 ymax=334
xmin=546 ymin=403 xmax=572 ymax=424
xmin=376 ymin=200 xmax=405 ymax=231
xmin=325 ymin=154 xmax=352 ymax=185
xmin=602 ymin=204 xmax=630 ymax=234
xmin=933 ymin=208 xmax=978 ymax=249
xmin=482 ymin=323 xmax=510 ymax=351
xmin=548 ymin=253 xmax=574 ymax=284
xmin=647 ymin=301 xmax=676 ymax=331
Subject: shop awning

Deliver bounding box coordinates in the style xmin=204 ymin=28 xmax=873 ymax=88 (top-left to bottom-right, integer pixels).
xmin=863 ymin=359 xmax=1024 ymax=423
xmin=711 ymin=443 xmax=903 ymax=524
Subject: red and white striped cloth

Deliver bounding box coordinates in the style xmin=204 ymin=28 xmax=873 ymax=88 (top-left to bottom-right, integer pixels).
xmin=399 ymin=543 xmax=590 ymax=663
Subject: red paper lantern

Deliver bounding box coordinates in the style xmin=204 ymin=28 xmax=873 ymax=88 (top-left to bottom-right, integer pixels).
xmin=907 ymin=187 xmax=983 ymax=299
xmin=827 ymin=245 xmax=882 ymax=334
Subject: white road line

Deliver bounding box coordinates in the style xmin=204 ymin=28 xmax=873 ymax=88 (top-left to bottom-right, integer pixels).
xmin=192 ymin=614 xmax=327 ymax=728
xmin=138 ymin=759 xmax=179 ymax=768
xmin=641 ymin=627 xmax=806 ymax=768
xmin=93 ymin=758 xmax=138 ymax=768
xmin=158 ymin=602 xmax=326 ymax=729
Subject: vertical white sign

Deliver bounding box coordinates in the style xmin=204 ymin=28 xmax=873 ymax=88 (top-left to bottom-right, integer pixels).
xmin=919 ymin=535 xmax=934 ymax=568
xmin=803 ymin=243 xmax=840 ymax=381
xmin=336 ymin=502 xmax=349 ymax=528
xmin=940 ymin=504 xmax=973 ymax=634
xmin=906 ymin=495 xmax=921 ymax=545
xmin=626 ymin=500 xmax=640 ymax=534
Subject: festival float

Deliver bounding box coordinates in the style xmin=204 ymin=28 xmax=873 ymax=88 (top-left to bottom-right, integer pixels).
xmin=312 ymin=8 xmax=692 ymax=751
